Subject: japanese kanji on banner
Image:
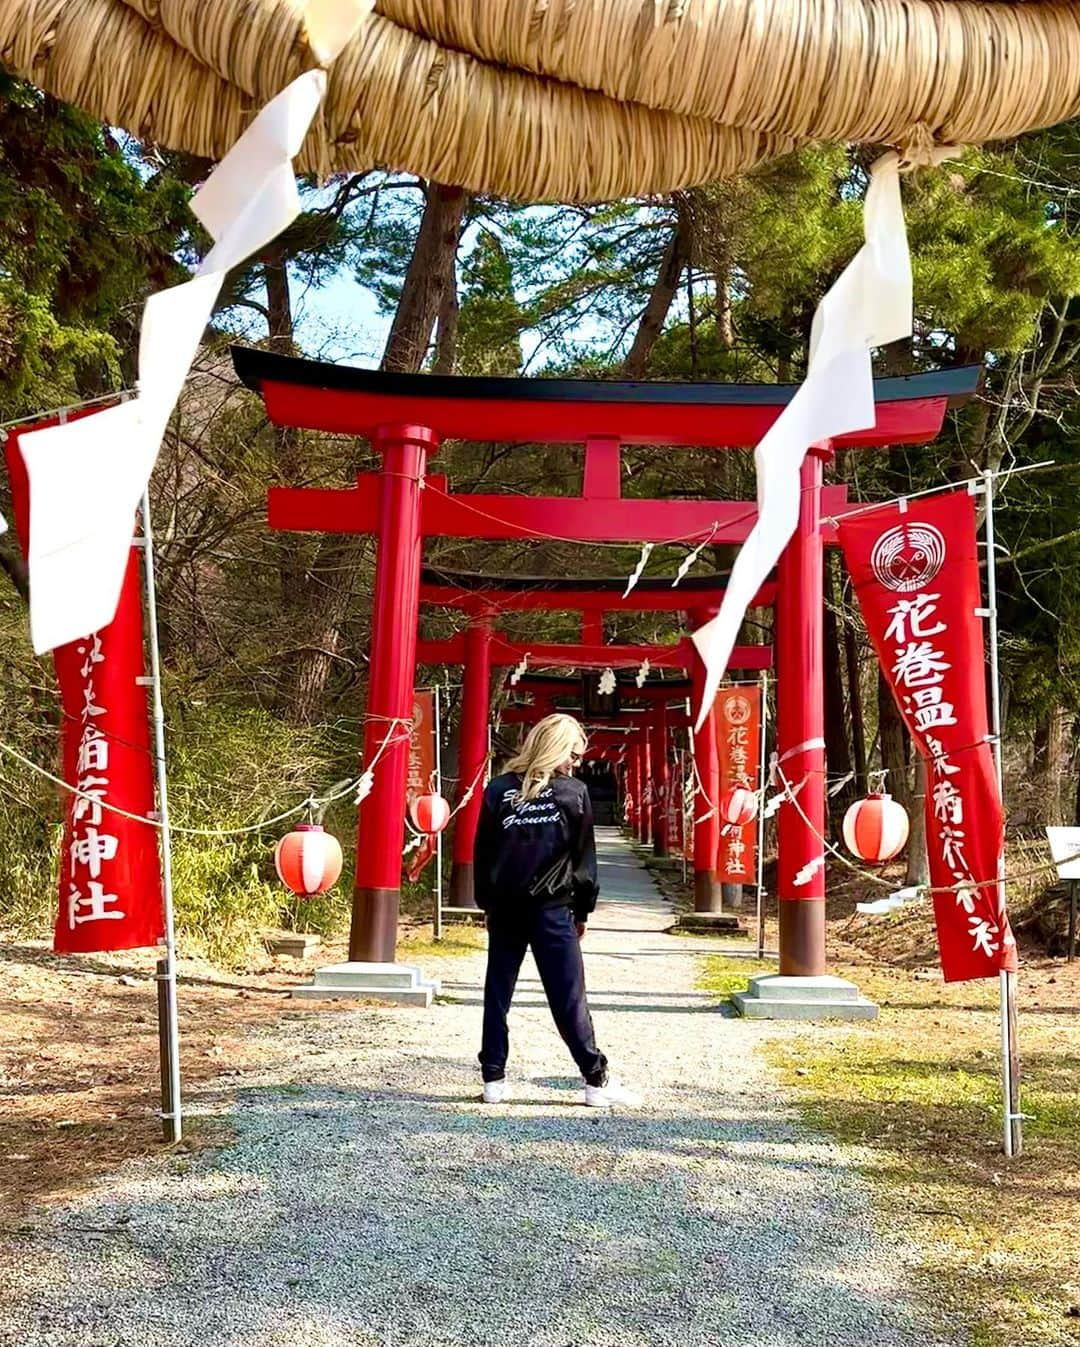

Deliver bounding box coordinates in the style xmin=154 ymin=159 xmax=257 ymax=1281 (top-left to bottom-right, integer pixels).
xmin=839 ymin=491 xmax=1016 ymax=981
xmin=683 ymin=770 xmax=695 ymax=863
xmin=405 ymin=691 xmax=436 ymax=879
xmin=666 ymin=757 xmax=683 ymax=854
xmin=715 ymin=685 xmax=761 ymax=883
xmin=5 ymin=418 xmax=164 ymax=954
xmin=406 ymin=692 xmax=435 ymax=804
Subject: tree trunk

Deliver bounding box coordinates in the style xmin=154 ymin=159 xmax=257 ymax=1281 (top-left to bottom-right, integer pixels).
xmin=905 ymin=755 xmax=930 ymax=887
xmin=264 ymin=251 xmax=295 ymax=353
xmin=263 ymin=253 xmax=302 ymax=493
xmin=878 ymin=669 xmax=910 ymax=809
xmin=382 ymin=183 xmax=467 ymax=374
xmin=1073 ymin=731 xmax=1080 ymax=826
xmin=843 ymin=620 xmax=868 ymax=795
xmin=1033 ymin=703 xmax=1069 ymax=827
xmin=714 ymin=255 xmax=734 ymax=350
xmin=0 ymin=548 xmax=29 ymax=602
xmin=622 ymin=215 xmax=691 ymax=378
xmin=281 ymin=182 xmax=467 ymax=724
xmin=432 ymin=251 xmax=460 ymax=375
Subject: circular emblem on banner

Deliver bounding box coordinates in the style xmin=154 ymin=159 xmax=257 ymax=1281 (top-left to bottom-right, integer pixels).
xmin=723 ymin=694 xmax=752 ymax=726
xmin=869 ymin=523 xmax=947 ymax=593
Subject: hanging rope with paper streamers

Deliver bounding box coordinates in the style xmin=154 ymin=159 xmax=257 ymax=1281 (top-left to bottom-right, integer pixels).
xmin=856 ymin=886 xmax=925 ymax=916
xmin=671 ymin=525 xmax=718 ymax=588
xmin=0 ymin=714 xmax=407 ymax=838
xmin=634 ymin=658 xmax=651 ymax=689
xmin=14 ymin=2 xmax=371 ymax=655
xmin=5 ymin=724 xmax=1068 ymax=899
xmin=623 ymin=543 xmax=653 ymax=599
xmin=509 ymin=652 xmax=531 ymax=687
xmin=598 ymin=668 xmax=617 ymax=696
xmin=793 ymin=856 xmax=826 ymax=888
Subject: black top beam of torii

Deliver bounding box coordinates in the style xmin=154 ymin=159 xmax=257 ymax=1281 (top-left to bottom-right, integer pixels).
xmin=235 ymin=348 xmax=981 ymax=548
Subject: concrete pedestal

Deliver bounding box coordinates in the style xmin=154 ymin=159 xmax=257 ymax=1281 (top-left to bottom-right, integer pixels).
xmin=732 ymin=974 xmax=877 ymax=1021
xmin=676 ymin=912 xmax=747 ymax=935
xmin=267 ymin=933 xmax=322 ymax=957
xmin=441 ymin=907 xmax=487 ymax=925
xmin=292 ymin=962 xmax=440 ymax=1007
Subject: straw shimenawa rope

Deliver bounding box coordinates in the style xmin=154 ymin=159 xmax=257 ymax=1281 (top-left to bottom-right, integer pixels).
xmin=1 ymin=0 xmax=1079 ymax=201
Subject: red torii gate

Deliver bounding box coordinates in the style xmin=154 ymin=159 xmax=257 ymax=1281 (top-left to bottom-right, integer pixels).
xmin=501 ymin=701 xmax=694 ymax=857
xmin=417 ymin=629 xmax=746 ymax=902
xmin=233 ymin=346 xmax=979 ymax=989
xmin=417 ymin=568 xmax=775 ymax=907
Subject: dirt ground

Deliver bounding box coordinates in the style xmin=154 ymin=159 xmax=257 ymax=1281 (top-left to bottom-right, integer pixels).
xmin=3 ymin=862 xmax=1078 ymax=1240
xmin=0 ymin=935 xmax=343 ymax=1225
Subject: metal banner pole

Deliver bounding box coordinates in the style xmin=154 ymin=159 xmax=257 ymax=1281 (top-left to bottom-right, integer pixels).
xmin=755 ymin=670 xmax=769 ymax=961
xmin=983 ymin=470 xmax=1021 ymax=1158
xmin=433 ymin=685 xmax=443 ymax=942
xmin=139 ymin=490 xmax=182 ymax=1144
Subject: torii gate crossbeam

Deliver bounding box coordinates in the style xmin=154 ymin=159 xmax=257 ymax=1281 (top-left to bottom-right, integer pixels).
xmin=234 ymin=346 xmax=980 ymax=984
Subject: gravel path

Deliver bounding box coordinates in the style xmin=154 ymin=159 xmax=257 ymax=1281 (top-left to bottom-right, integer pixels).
xmin=1 ymin=830 xmax=962 ymax=1347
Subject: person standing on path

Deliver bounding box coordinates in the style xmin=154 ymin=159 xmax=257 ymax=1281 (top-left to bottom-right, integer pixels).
xmin=473 ymin=713 xmax=640 ymax=1109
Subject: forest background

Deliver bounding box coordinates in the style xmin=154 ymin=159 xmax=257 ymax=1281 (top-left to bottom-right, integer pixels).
xmin=1 ymin=70 xmax=1077 ymax=964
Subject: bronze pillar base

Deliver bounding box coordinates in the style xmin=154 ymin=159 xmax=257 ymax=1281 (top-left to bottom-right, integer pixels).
xmin=349 ymin=886 xmax=400 ymax=963
xmin=778 ymin=899 xmax=827 ymax=977
xmin=693 ymin=870 xmax=725 ymax=913
xmin=449 ymin=861 xmax=478 ymax=909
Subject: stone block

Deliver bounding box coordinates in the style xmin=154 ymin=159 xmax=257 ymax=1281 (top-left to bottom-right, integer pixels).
xmin=732 ymin=973 xmax=878 ymax=1021
xmin=292 ymin=961 xmax=440 ymax=1007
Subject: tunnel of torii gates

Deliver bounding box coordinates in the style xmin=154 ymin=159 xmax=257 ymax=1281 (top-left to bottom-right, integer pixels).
xmin=233 ymin=346 xmax=980 ymax=982
xmin=499 ymin=679 xmax=697 ymax=865
xmin=414 ymin=577 xmax=774 ymax=914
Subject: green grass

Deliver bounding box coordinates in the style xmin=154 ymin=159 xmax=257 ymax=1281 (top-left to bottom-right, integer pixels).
xmin=397 ymin=927 xmax=486 ymax=960
xmin=698 ymin=954 xmax=1080 ymax=1346
xmin=697 ymin=954 xmax=775 ymax=998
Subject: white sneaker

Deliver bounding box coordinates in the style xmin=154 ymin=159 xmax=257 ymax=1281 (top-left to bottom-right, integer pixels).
xmin=584 ymin=1077 xmax=641 ymax=1109
xmin=482 ymin=1079 xmax=511 ymax=1104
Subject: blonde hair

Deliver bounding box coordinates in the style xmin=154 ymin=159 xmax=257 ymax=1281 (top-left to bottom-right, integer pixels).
xmin=505 ymin=714 xmax=587 ymax=804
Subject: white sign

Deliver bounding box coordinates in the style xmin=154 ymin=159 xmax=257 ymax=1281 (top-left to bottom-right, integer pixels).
xmin=1046 ymin=827 xmax=1080 ymax=881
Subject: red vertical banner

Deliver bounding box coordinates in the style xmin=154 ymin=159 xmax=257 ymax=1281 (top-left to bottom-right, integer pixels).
xmin=5 ymin=419 xmax=164 ymax=953
xmin=404 ymin=690 xmax=436 ymax=880
xmin=714 ymin=685 xmax=761 ymax=883
xmin=682 ymin=753 xmax=695 ymax=862
xmin=838 ymin=491 xmax=1016 ymax=981
xmin=406 ymin=690 xmax=435 ymax=805
xmin=667 ymin=754 xmax=682 ymax=853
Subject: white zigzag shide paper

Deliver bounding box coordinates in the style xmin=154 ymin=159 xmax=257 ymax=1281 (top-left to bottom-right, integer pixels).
xmin=16 ymin=3 xmax=370 ymax=655
xmin=691 ymin=152 xmax=958 ymax=730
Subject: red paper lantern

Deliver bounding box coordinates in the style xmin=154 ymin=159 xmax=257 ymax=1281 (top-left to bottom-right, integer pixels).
xmin=274 ymin=824 xmax=343 ymax=896
xmin=842 ymin=792 xmax=910 ymax=863
xmin=719 ymin=784 xmax=757 ymax=829
xmin=409 ymin=792 xmax=451 ymax=834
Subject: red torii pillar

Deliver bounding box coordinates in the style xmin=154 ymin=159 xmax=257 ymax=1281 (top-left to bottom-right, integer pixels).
xmin=450 ymin=617 xmax=494 ymax=908
xmin=352 ymin=423 xmax=438 ymax=963
xmin=637 ymin=722 xmax=652 ymax=847
xmin=650 ymin=703 xmax=670 ymax=857
xmin=690 ymin=615 xmax=723 ymax=912
xmin=775 ymin=448 xmax=828 ymax=975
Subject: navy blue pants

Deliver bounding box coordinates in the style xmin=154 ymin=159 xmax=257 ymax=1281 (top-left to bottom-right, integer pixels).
xmin=480 ymin=904 xmax=608 ymax=1086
